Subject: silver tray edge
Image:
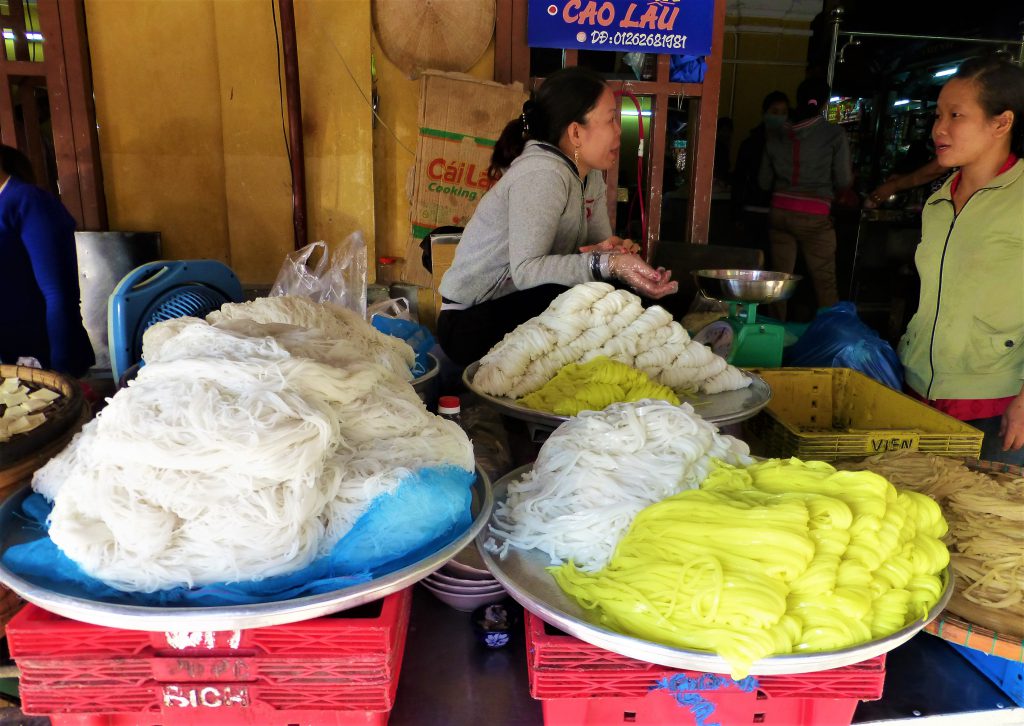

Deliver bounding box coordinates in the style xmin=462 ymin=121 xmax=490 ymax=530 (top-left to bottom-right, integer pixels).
xmin=0 ymin=467 xmax=492 ymax=631
xmin=463 ymin=361 xmax=772 ymax=429
xmin=479 ymin=466 xmax=953 ymax=675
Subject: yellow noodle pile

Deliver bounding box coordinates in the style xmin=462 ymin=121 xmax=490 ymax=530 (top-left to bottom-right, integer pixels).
xmin=518 ymin=356 xmax=680 ymax=415
xmin=551 ymin=458 xmax=949 ymax=678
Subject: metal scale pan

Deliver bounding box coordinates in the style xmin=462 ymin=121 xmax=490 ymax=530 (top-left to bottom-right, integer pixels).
xmin=0 ymin=469 xmax=492 ymax=632
xmin=479 ymin=466 xmax=954 ymax=676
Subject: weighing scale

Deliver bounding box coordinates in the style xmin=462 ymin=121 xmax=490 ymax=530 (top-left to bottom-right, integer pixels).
xmin=693 ymin=269 xmax=801 ymax=368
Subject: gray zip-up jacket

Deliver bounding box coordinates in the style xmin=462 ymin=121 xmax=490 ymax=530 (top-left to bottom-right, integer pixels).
xmin=758 ymin=115 xmax=852 ymax=203
xmin=439 ymin=141 xmax=612 ymax=306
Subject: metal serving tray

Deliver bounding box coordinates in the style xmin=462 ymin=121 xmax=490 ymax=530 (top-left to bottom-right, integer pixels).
xmin=463 ymin=361 xmax=772 ymax=429
xmin=479 ymin=465 xmax=954 ymax=675
xmin=0 ymin=469 xmax=492 ymax=631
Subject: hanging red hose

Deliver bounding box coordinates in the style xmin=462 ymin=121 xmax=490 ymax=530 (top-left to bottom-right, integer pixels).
xmin=616 ymin=89 xmax=646 ymax=256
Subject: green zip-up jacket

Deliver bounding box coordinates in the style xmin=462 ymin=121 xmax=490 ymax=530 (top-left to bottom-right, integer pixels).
xmin=898 ymin=159 xmax=1024 ymax=401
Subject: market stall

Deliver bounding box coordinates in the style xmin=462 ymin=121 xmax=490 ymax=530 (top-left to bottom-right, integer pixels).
xmin=0 ymin=268 xmax=1020 ymax=724
xmin=1 ymin=1 xmax=1022 ymax=724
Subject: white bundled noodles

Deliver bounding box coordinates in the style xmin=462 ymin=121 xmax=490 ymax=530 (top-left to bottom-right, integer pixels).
xmin=485 ymin=400 xmax=751 ymax=571
xmin=474 ymin=283 xmax=750 ymax=398
xmin=206 ymin=295 xmax=415 ymax=379
xmin=34 ymin=318 xmax=472 ymax=593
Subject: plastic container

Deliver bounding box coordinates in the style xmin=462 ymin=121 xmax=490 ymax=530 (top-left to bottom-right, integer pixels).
xmin=746 ymin=367 xmax=983 ymax=461
xmin=8 ymin=589 xmax=412 ymax=719
xmin=525 ymin=610 xmax=885 ymax=726
xmin=673 ymin=139 xmax=688 ymax=173
xmin=438 ymin=395 xmax=462 ymax=427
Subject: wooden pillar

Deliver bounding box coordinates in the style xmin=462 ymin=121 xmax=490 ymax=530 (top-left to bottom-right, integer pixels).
xmin=278 ymin=0 xmax=308 ymax=252
xmin=686 ymin=0 xmax=727 ymax=245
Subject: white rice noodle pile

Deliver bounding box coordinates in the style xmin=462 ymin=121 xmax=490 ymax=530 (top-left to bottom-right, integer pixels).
xmin=473 ymin=283 xmax=750 ymax=398
xmin=33 ymin=320 xmax=471 ymax=593
xmin=205 ymin=295 xmax=415 ymax=379
xmin=486 ymin=400 xmax=751 ymax=571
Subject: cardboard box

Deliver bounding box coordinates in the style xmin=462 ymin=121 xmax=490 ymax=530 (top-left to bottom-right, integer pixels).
xmin=403 ymin=72 xmax=527 ymax=287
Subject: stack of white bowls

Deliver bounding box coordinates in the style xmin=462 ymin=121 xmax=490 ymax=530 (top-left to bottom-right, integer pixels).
xmin=420 ymin=542 xmax=505 ymax=612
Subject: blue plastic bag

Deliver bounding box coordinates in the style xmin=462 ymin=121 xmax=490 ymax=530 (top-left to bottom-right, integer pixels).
xmin=2 ymin=465 xmax=474 ymax=606
xmin=670 ymin=55 xmax=707 ymax=83
xmin=783 ymin=302 xmax=904 ymax=390
xmin=372 ymin=315 xmax=435 ymax=378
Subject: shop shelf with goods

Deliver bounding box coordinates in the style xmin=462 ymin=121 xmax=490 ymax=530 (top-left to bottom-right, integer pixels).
xmin=6 ymin=588 xmax=412 ymax=726
xmin=524 ymin=609 xmax=886 ymax=726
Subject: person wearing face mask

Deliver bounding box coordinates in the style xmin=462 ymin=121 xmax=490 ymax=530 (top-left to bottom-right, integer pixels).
xmin=732 ymin=91 xmax=790 ymax=259
xmin=437 ymin=66 xmax=678 ymax=366
xmin=898 ymin=55 xmax=1024 ymax=464
xmin=759 ymin=78 xmax=853 ymax=319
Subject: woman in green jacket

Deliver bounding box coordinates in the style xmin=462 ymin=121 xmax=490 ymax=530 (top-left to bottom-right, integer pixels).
xmin=898 ymin=55 xmax=1024 ymax=465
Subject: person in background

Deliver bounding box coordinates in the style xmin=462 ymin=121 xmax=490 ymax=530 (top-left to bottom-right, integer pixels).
xmin=898 ymin=55 xmax=1024 ymax=464
xmin=759 ymin=77 xmax=853 ymax=319
xmin=733 ymin=91 xmax=790 ymax=258
xmin=0 ymin=145 xmax=94 ymax=377
xmin=437 ymin=67 xmax=677 ymax=366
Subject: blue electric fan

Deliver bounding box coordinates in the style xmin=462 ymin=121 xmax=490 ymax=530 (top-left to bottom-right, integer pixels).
xmin=108 ymin=260 xmax=244 ymax=381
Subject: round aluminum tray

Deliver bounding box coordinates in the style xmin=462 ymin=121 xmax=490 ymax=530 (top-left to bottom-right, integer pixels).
xmin=479 ymin=465 xmax=954 ymax=675
xmin=0 ymin=469 xmax=492 ymax=631
xmin=463 ymin=361 xmax=772 ymax=429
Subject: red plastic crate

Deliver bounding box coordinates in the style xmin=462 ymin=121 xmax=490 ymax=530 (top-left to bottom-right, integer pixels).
xmin=48 ymin=707 xmax=389 ymax=726
xmin=7 ymin=589 xmax=409 ymax=659
xmin=8 ymin=588 xmax=412 ymax=720
xmin=525 ymin=610 xmax=886 ymax=726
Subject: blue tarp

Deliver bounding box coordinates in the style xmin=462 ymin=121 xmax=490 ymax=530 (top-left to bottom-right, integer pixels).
xmin=2 ymin=465 xmax=474 ymax=606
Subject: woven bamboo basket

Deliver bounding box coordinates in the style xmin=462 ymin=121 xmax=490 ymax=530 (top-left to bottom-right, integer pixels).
xmin=0 ymin=365 xmax=88 ymax=495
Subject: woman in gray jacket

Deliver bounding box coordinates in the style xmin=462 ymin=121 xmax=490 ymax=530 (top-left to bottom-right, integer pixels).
xmin=437 ymin=67 xmax=677 ymax=365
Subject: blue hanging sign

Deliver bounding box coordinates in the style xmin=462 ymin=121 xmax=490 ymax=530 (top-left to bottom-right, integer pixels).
xmin=528 ymin=0 xmax=714 ymax=56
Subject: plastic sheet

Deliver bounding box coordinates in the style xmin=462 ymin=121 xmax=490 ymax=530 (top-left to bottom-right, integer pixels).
xmin=783 ymin=302 xmax=903 ymax=390
xmin=270 ymin=234 xmax=368 ymax=317
xmin=371 ymin=313 xmax=436 ymax=378
xmin=2 ymin=465 xmax=474 ymax=606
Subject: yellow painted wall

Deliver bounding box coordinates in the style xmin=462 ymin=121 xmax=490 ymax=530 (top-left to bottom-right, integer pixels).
xmin=370 ymin=32 xmax=495 ymax=269
xmin=719 ymin=16 xmax=811 ymax=170
xmin=85 ymin=0 xmax=375 ymax=285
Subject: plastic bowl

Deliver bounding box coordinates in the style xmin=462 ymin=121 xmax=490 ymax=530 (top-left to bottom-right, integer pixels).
xmin=441 ymin=562 xmax=494 ymax=581
xmin=419 ymin=580 xmax=508 ymax=612
xmin=429 ymin=569 xmax=499 ymax=589
xmin=423 ymin=575 xmax=505 ymax=596
xmin=695 ymin=269 xmax=801 ymax=304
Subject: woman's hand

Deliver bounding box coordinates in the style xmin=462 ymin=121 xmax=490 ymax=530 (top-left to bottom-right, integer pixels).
xmin=999 ymin=391 xmax=1024 ymax=452
xmin=865 ymin=179 xmax=899 ymax=209
xmin=608 ymin=254 xmax=678 ymax=299
xmin=580 ymin=236 xmax=641 ymax=255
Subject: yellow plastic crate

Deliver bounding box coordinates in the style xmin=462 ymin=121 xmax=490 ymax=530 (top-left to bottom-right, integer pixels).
xmin=747 ymin=367 xmax=983 ymax=461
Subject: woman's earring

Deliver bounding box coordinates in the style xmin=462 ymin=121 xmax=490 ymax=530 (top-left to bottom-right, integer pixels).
xmin=573 ymin=147 xmax=579 ymax=166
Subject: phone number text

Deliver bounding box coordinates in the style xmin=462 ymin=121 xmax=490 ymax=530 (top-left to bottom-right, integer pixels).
xmin=589 ymin=31 xmax=688 ymax=49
